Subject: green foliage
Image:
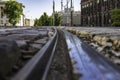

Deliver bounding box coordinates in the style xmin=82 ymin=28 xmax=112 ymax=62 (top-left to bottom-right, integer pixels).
xmin=111 ymin=9 xmax=120 ymax=27
xmin=34 ymin=12 xmax=61 ymax=26
xmin=34 ymin=12 xmax=50 ymax=26
xmin=42 ymin=12 xmax=49 ymax=26
xmin=48 ymin=16 xmax=53 ymax=26
xmin=112 ymin=22 xmax=120 ymax=27
xmin=34 ymin=18 xmax=39 ymax=26
xmin=54 ymin=12 xmax=61 ymax=26
xmin=4 ymin=0 xmax=24 ymax=26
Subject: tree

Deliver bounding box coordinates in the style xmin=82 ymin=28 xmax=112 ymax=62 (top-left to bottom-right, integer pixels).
xmin=34 ymin=18 xmax=39 ymax=26
xmin=42 ymin=12 xmax=49 ymax=26
xmin=4 ymin=0 xmax=24 ymax=26
xmin=38 ymin=12 xmax=50 ymax=26
xmin=33 ymin=12 xmax=59 ymax=26
xmin=48 ymin=16 xmax=53 ymax=26
xmin=111 ymin=9 xmax=120 ymax=27
xmin=39 ymin=15 xmax=44 ymax=26
xmin=54 ymin=12 xmax=61 ymax=26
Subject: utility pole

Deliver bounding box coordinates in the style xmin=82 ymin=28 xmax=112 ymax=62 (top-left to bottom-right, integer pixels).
xmin=61 ymin=0 xmax=63 ymax=12
xmin=115 ymin=0 xmax=117 ymax=8
xmin=23 ymin=14 xmax=25 ymax=26
xmin=67 ymin=0 xmax=68 ymax=10
xmin=66 ymin=0 xmax=69 ymax=26
xmin=71 ymin=0 xmax=73 ymax=26
xmin=61 ymin=0 xmax=63 ymax=26
xmin=53 ymin=0 xmax=55 ymax=26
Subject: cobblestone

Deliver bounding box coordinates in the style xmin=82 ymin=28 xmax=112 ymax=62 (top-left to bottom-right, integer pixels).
xmin=0 ymin=27 xmax=55 ymax=80
xmin=64 ymin=27 xmax=120 ymax=66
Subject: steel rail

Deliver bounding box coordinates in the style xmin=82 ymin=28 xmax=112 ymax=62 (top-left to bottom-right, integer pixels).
xmin=0 ymin=27 xmax=31 ymax=32
xmin=63 ymin=30 xmax=120 ymax=80
xmin=11 ymin=28 xmax=58 ymax=80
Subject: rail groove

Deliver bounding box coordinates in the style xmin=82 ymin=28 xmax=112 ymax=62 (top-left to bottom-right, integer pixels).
xmin=11 ymin=28 xmax=58 ymax=80
xmin=63 ymin=30 xmax=120 ymax=80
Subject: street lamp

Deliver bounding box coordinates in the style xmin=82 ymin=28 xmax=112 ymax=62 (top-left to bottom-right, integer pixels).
xmin=53 ymin=0 xmax=55 ymax=26
xmin=70 ymin=0 xmax=73 ymax=26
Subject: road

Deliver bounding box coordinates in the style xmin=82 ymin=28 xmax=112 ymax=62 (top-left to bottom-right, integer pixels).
xmin=0 ymin=27 xmax=120 ymax=80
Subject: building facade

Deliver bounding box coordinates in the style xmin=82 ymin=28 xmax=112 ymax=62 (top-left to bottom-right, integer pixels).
xmin=81 ymin=0 xmax=120 ymax=27
xmin=0 ymin=0 xmax=24 ymax=26
xmin=0 ymin=1 xmax=8 ymax=26
xmin=25 ymin=19 xmax=30 ymax=26
xmin=61 ymin=8 xmax=81 ymax=26
xmin=24 ymin=18 xmax=34 ymax=26
xmin=16 ymin=15 xmax=25 ymax=26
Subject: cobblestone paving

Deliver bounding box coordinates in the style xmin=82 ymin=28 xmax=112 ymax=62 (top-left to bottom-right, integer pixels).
xmin=0 ymin=27 xmax=55 ymax=80
xmin=63 ymin=27 xmax=120 ymax=67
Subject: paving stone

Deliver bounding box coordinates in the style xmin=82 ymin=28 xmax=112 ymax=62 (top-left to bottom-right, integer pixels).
xmin=48 ymin=31 xmax=54 ymax=38
xmin=22 ymin=55 xmax=33 ymax=60
xmin=20 ymin=49 xmax=35 ymax=55
xmin=30 ymin=43 xmax=42 ymax=49
xmin=0 ymin=27 xmax=54 ymax=79
xmin=15 ymin=40 xmax=28 ymax=48
xmin=0 ymin=40 xmax=21 ymax=77
xmin=113 ymin=59 xmax=120 ymax=64
xmin=111 ymin=50 xmax=120 ymax=57
xmin=64 ymin=27 xmax=120 ymax=66
xmin=97 ymin=47 xmax=104 ymax=52
xmin=89 ymin=43 xmax=98 ymax=48
xmin=34 ymin=38 xmax=48 ymax=44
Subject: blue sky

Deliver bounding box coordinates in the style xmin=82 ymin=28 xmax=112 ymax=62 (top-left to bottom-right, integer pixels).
xmin=17 ymin=0 xmax=81 ymax=19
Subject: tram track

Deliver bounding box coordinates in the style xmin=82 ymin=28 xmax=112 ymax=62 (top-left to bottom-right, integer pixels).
xmin=0 ymin=27 xmax=57 ymax=80
xmin=63 ymin=30 xmax=120 ymax=80
xmin=1 ymin=27 xmax=120 ymax=80
xmin=11 ymin=29 xmax=73 ymax=80
xmin=46 ymin=30 xmax=73 ymax=80
xmin=10 ymin=28 xmax=58 ymax=80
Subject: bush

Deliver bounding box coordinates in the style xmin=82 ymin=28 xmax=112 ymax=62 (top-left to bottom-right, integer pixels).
xmin=111 ymin=9 xmax=120 ymax=27
xmin=112 ymin=22 xmax=120 ymax=27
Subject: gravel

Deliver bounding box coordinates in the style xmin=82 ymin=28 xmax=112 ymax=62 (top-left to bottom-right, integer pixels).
xmin=46 ymin=30 xmax=73 ymax=80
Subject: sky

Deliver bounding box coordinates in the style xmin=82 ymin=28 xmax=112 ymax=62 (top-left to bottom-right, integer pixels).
xmin=17 ymin=0 xmax=81 ymax=19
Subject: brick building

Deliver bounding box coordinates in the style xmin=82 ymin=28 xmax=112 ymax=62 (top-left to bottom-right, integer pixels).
xmin=81 ymin=0 xmax=120 ymax=27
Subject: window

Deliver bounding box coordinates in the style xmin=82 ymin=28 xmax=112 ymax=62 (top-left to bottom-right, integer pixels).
xmin=1 ymin=20 xmax=3 ymax=24
xmin=97 ymin=0 xmax=99 ymax=3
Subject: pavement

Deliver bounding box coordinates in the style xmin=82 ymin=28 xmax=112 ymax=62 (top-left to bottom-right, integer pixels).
xmin=62 ymin=26 xmax=120 ymax=66
xmin=64 ymin=30 xmax=120 ymax=80
xmin=65 ymin=27 xmax=120 ymax=39
xmin=0 ymin=27 xmax=55 ymax=79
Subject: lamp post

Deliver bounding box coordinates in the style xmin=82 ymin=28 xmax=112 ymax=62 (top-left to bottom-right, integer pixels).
xmin=23 ymin=14 xmax=25 ymax=26
xmin=70 ymin=0 xmax=73 ymax=26
xmin=66 ymin=0 xmax=69 ymax=26
xmin=53 ymin=0 xmax=55 ymax=26
xmin=61 ymin=0 xmax=63 ymax=26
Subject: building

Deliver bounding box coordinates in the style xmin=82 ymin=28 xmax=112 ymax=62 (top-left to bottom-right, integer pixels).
xmin=61 ymin=8 xmax=81 ymax=26
xmin=0 ymin=1 xmax=8 ymax=26
xmin=24 ymin=18 xmax=34 ymax=26
xmin=25 ymin=18 xmax=30 ymax=26
xmin=0 ymin=0 xmax=24 ymax=26
xmin=81 ymin=0 xmax=120 ymax=27
xmin=16 ymin=15 xmax=24 ymax=26
xmin=29 ymin=19 xmax=34 ymax=26
xmin=73 ymin=11 xmax=81 ymax=26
